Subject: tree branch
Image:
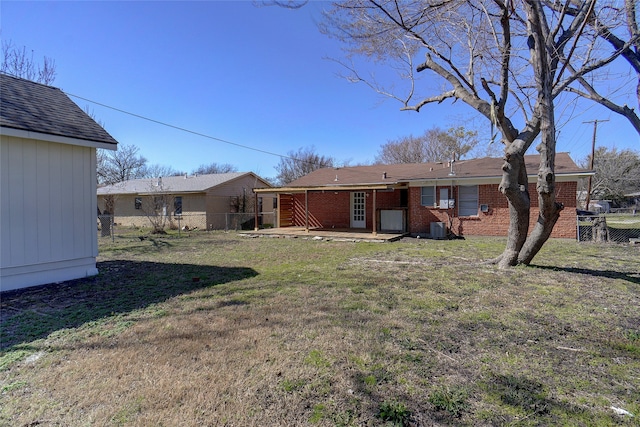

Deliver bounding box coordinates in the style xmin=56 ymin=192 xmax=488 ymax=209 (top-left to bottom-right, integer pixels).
xmin=400 ymin=90 xmax=457 ymax=112
xmin=554 ymin=34 xmax=640 ymax=97
xmin=564 ymin=70 xmax=640 ymax=134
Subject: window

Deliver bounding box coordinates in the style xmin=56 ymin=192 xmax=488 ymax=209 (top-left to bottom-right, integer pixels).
xmin=421 ymin=186 xmax=435 ymax=206
xmin=134 ymin=197 xmax=142 ymax=210
xmin=174 ymin=196 xmax=182 ymax=215
xmin=458 ymin=185 xmax=479 ymax=216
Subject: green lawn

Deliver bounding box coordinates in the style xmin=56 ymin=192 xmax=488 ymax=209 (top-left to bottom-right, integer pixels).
xmin=1 ymin=232 xmax=638 ymax=426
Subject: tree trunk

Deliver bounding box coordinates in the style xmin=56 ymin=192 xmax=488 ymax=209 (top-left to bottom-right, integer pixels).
xmin=593 ymin=216 xmax=609 ymax=242
xmin=490 ymin=0 xmax=561 ymax=268
xmin=497 ymin=151 xmax=530 ymax=268
xmin=516 ymin=1 xmax=560 ymax=266
xmin=517 ymin=146 xmax=562 ymax=264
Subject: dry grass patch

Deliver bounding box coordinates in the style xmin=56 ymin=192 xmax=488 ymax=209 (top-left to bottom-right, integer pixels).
xmin=1 ymin=232 xmax=639 ymax=426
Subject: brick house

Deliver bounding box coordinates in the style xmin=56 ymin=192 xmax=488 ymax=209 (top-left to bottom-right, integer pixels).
xmin=254 ymin=153 xmax=591 ymax=239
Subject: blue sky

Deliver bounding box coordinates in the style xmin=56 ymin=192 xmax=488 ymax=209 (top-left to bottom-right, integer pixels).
xmin=2 ymin=1 xmax=638 ymax=180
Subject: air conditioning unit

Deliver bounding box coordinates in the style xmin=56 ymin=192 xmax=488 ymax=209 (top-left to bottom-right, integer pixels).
xmin=430 ymin=222 xmax=446 ymax=239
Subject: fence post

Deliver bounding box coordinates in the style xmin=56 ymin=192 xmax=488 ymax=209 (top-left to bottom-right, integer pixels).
xmin=576 ymin=215 xmax=580 ymax=242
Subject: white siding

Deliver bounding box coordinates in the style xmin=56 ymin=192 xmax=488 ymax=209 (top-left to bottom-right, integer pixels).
xmin=0 ymin=135 xmax=98 ymax=291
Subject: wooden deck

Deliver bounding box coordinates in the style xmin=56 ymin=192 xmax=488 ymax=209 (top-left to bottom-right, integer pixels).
xmin=240 ymin=227 xmax=407 ymax=242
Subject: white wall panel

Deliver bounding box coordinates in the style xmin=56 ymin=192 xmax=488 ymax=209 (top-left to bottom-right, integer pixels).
xmin=1 ymin=135 xmax=98 ymax=290
xmin=36 ymin=140 xmax=52 ymax=261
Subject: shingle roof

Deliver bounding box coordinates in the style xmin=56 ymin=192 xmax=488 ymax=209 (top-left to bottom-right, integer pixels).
xmin=0 ymin=73 xmax=118 ymax=146
xmin=287 ymin=153 xmax=588 ymax=187
xmin=97 ymin=172 xmax=270 ymax=195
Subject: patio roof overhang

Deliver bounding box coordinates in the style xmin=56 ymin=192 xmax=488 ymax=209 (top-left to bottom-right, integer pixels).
xmin=254 ymin=170 xmax=593 ymax=195
xmin=252 ymin=183 xmax=408 ymax=236
xmin=253 ymin=183 xmax=404 ymax=194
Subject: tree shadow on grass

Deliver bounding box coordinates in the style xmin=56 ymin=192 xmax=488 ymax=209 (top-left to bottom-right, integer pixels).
xmin=0 ymin=260 xmax=258 ymax=350
xmin=531 ymin=265 xmax=640 ymax=285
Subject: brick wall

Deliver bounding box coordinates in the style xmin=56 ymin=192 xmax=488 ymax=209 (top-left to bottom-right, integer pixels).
xmin=291 ymin=190 xmax=401 ymax=229
xmin=285 ymin=182 xmax=577 ymax=238
xmin=408 ymin=182 xmax=577 ymax=238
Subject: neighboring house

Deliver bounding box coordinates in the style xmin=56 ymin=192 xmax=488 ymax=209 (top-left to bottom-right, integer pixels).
xmin=588 ymin=200 xmax=611 ymax=213
xmin=1 ymin=74 xmax=118 ymax=291
xmin=623 ymin=191 xmax=640 ymax=211
xmin=97 ymin=172 xmax=275 ymax=230
xmin=255 ymin=153 xmax=591 ymax=239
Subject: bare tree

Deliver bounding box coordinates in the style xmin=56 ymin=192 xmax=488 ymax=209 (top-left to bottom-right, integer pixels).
xmin=97 ymin=144 xmax=148 ymax=185
xmin=138 ymin=179 xmax=175 ymax=234
xmin=192 ymin=162 xmax=238 ymax=175
xmin=375 ymin=126 xmax=478 ymax=164
xmin=1 ymin=39 xmax=56 ymax=85
xmin=84 ymin=105 xmax=106 ymax=129
xmin=581 ymin=147 xmax=640 ymax=205
xmin=142 ymin=163 xmax=185 ymax=179
xmin=275 ymin=146 xmax=335 ymax=185
xmin=322 ymin=0 xmax=640 ymax=267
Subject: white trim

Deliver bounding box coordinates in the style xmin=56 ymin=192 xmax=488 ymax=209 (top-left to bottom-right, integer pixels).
xmin=0 ymin=127 xmax=117 ymax=150
xmin=0 ymin=257 xmax=98 ymax=292
xmin=350 ymin=191 xmax=366 ymax=228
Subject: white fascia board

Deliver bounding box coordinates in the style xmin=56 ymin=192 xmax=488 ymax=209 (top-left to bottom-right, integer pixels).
xmin=0 ymin=127 xmax=117 ymax=150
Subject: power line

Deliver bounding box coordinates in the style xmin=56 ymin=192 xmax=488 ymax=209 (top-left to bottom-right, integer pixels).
xmin=65 ymin=91 xmax=323 ymax=166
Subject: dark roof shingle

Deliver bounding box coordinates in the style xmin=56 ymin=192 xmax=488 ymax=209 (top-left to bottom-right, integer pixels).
xmin=0 ymin=73 xmax=118 ymax=146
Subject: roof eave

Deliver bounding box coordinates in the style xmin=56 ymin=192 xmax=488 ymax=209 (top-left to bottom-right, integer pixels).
xmin=1 ymin=126 xmax=118 ymax=150
xmin=257 ymin=171 xmax=592 ymax=192
xmin=254 ymin=183 xmax=400 ymax=193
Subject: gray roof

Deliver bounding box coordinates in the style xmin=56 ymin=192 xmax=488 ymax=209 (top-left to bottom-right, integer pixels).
xmin=97 ymin=172 xmax=271 ymax=195
xmin=0 ymin=73 xmax=118 ymax=147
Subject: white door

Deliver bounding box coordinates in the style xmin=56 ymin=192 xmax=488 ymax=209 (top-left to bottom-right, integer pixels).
xmin=350 ymin=192 xmax=366 ymax=228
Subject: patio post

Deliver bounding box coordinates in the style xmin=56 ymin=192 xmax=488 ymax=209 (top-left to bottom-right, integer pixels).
xmin=372 ymin=189 xmax=377 ymax=236
xmin=254 ymin=191 xmax=259 ymax=231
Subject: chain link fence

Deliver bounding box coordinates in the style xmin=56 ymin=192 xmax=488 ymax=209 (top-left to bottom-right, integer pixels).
xmin=577 ymin=213 xmax=640 ymax=244
xmin=98 ymin=212 xmax=276 ymax=240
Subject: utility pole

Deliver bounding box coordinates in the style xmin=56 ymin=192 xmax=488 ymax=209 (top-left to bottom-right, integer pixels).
xmin=583 ymin=119 xmax=609 ymax=211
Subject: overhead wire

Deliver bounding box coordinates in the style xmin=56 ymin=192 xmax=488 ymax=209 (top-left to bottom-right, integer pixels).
xmin=64 ymin=91 xmax=328 ymax=168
